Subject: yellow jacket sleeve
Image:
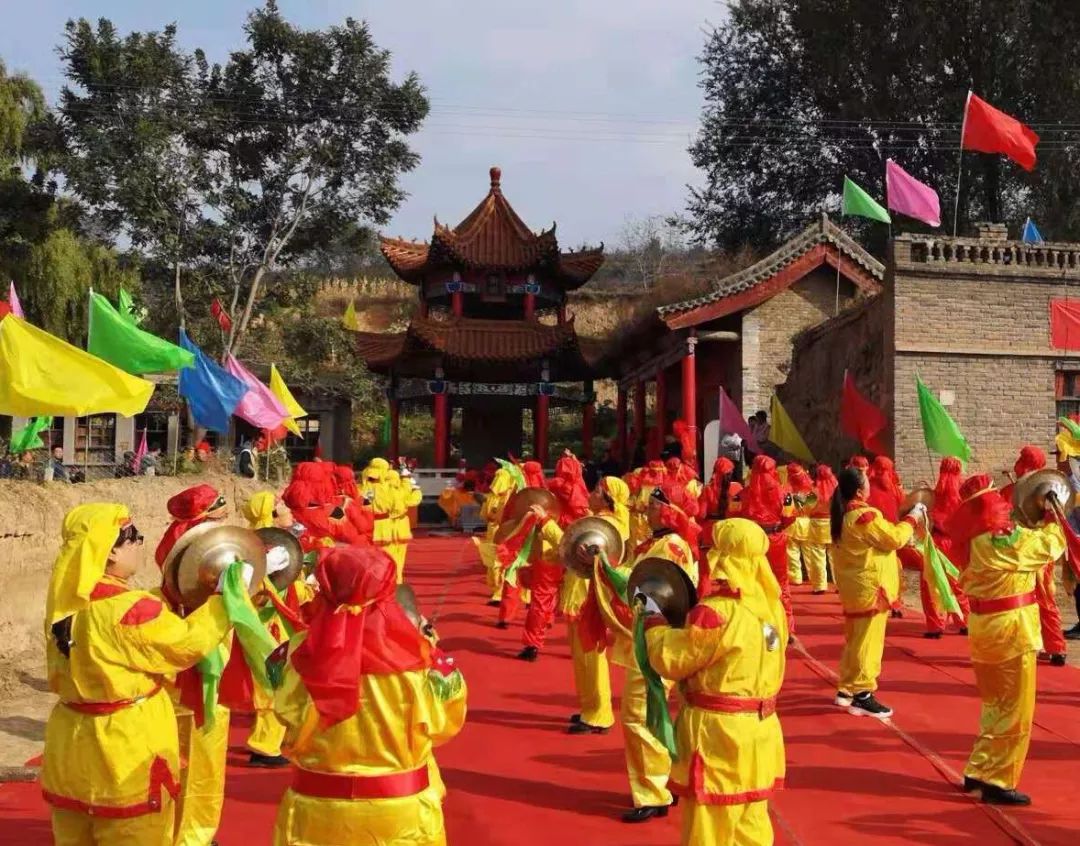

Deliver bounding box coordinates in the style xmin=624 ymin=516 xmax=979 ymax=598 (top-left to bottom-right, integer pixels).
xmin=856 ymin=510 xmax=915 ymax=552
xmin=119 ymin=595 xmax=231 ymax=675
xmin=644 ymin=618 xmax=726 ymax=681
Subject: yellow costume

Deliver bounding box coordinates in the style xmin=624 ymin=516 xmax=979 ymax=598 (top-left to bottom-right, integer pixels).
xmin=473 ymin=468 xmax=517 ymax=602
xmin=364 ymin=460 xmax=409 ymax=582
xmin=43 ymin=504 xmax=231 ymax=846
xmin=832 ymin=501 xmax=913 ymax=697
xmin=961 ymin=523 xmax=1064 ymax=792
xmin=243 ymin=491 xmax=277 ymax=529
xmin=644 ymin=519 xmax=787 ymax=846
xmin=621 ymin=529 xmax=698 ymax=809
xmin=391 ymin=471 xmax=424 ymax=580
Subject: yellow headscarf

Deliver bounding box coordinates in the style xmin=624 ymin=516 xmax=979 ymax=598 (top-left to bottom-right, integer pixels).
xmin=599 ymin=476 xmax=631 ymax=540
xmin=243 ymin=491 xmax=277 ymax=530
xmin=706 ymin=518 xmax=784 ymax=632
xmin=489 ymin=468 xmax=516 ymax=497
xmin=45 ymin=503 xmax=130 ymax=629
xmin=1056 ymin=429 xmax=1080 ymax=461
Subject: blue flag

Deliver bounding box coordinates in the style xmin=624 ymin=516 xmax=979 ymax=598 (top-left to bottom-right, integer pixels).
xmin=178 ymin=330 xmax=248 ymax=432
xmin=1022 ymin=217 xmax=1044 ymax=244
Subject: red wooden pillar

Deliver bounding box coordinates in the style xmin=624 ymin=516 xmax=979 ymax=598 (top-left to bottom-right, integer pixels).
xmin=633 ymin=381 xmax=646 ymax=459
xmin=433 ymin=394 xmax=449 ymax=467
xmin=535 ymin=393 xmax=550 ymax=466
xmin=615 ymin=385 xmax=628 ymax=462
xmin=451 ymin=290 xmax=464 ymax=317
xmin=681 ymin=337 xmax=698 ymax=468
xmin=389 ymin=396 xmax=400 ymax=462
xmin=655 ymin=368 xmax=668 ymax=451
xmin=524 ymin=292 xmax=536 ymax=321
xmin=581 ymin=380 xmax=595 ymax=459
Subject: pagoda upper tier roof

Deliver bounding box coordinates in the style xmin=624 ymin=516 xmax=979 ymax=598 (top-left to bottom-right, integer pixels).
xmin=380 ymin=167 xmax=604 ymax=289
xmin=354 ymin=313 xmax=603 ymax=381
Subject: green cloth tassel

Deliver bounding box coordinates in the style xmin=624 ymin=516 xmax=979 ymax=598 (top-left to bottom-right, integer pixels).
xmin=504 ymin=525 xmax=537 ymax=587
xmin=1060 ymin=416 xmax=1080 ymax=440
xmin=196 ymin=645 xmax=226 ymax=729
xmin=633 ymin=612 xmax=677 ymax=760
xmin=922 ymin=534 xmax=960 ymax=615
xmin=496 ymin=458 xmax=527 ymax=492
xmin=221 ymin=561 xmax=278 ymax=692
xmin=599 ymin=550 xmax=629 ymax=602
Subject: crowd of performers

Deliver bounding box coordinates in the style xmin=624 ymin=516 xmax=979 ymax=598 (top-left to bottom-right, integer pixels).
xmin=37 ymin=419 xmax=1080 ymax=846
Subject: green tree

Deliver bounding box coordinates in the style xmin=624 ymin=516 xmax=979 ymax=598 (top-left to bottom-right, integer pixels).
xmin=686 ymin=0 xmax=1080 ymax=249
xmin=0 ymin=59 xmax=45 ymax=166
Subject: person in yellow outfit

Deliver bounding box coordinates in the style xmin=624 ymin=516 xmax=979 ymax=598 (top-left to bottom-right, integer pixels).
xmin=363 ymin=458 xmax=405 ymax=579
xmin=626 ymin=461 xmax=666 ymax=549
xmin=393 ymin=468 xmax=424 ymax=579
xmin=473 ymin=464 xmax=519 ymax=604
xmin=945 ymin=473 xmax=1065 ymax=806
xmin=43 ymin=503 xmax=233 ymax=846
xmin=621 ymin=484 xmax=700 ymax=823
xmin=242 ymin=490 xmax=296 ymax=531
xmin=640 ymin=518 xmax=787 ymax=846
xmin=830 ymin=467 xmax=924 ymax=719
xmin=271 ymin=545 xmax=467 ymax=845
xmin=784 ymin=463 xmax=816 ymax=586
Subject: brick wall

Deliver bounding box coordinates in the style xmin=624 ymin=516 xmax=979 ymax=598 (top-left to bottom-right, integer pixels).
xmin=776 ymin=296 xmax=887 ymax=467
xmin=741 ymin=268 xmax=860 ymax=415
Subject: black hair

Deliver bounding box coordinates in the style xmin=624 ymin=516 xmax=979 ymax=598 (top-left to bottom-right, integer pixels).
xmin=830 ymin=467 xmax=866 ymax=541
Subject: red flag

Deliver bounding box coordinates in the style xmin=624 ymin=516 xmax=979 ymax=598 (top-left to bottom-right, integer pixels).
xmin=961 ymin=91 xmax=1039 ymax=171
xmin=211 ymin=299 xmax=233 ymax=333
xmin=840 ymin=371 xmax=889 ymax=455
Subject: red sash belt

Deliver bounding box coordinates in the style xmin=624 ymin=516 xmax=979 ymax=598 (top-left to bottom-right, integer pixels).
xmin=372 ymin=513 xmax=390 ymax=520
xmin=62 ymin=685 xmax=162 ymax=715
xmin=292 ymin=766 xmax=429 ymax=800
xmin=685 ymin=690 xmax=777 ymax=719
xmin=969 ymin=590 xmax=1037 ymax=615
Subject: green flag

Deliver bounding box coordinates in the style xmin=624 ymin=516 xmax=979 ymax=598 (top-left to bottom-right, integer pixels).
xmin=916 ymin=376 xmax=971 ymax=462
xmin=9 ymin=416 xmax=52 ymax=453
xmin=117 ymin=287 xmax=140 ymax=325
xmin=88 ymin=291 xmax=195 ymax=375
xmin=842 ymin=176 xmax=892 ymax=224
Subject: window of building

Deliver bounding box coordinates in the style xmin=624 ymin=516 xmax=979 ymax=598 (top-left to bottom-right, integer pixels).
xmin=46 ymin=418 xmax=65 ymax=452
xmin=134 ymin=412 xmax=171 ymax=453
xmin=74 ymin=414 xmax=116 ymax=465
xmin=284 ymin=417 xmax=321 ymax=462
xmin=1055 ymin=370 xmax=1080 ymax=419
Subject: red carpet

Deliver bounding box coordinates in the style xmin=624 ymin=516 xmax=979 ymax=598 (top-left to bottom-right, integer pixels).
xmin=2 ymin=535 xmax=1079 ymax=844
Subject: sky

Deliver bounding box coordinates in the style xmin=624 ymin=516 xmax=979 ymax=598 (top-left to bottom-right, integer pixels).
xmin=0 ymin=0 xmax=723 ymax=247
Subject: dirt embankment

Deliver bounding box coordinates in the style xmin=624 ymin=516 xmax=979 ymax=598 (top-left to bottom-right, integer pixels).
xmin=0 ymin=472 xmax=264 ymax=774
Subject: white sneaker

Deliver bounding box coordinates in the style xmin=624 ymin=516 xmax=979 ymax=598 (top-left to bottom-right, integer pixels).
xmin=834 ymin=692 xmax=853 ymax=708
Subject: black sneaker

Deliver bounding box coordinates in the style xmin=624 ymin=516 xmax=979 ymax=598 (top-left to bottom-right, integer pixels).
xmin=486 ymin=599 xmax=501 ymax=607
xmin=569 ymin=713 xmax=581 ymax=724
xmin=963 ymin=776 xmax=989 ymax=793
xmin=958 ymin=627 xmax=968 ymax=635
xmin=567 ymin=721 xmax=608 ymax=735
xmin=495 ymin=621 xmax=509 ymax=630
xmin=848 ymin=692 xmax=893 ymax=720
xmin=517 ymin=646 xmax=539 ymax=662
xmin=622 ymin=805 xmax=669 ymax=823
xmin=248 ymin=752 xmax=289 ymax=768
xmin=1064 ymin=623 xmax=1080 ymax=641
xmin=923 ymin=631 xmax=943 ymax=639
xmin=890 ymin=609 xmax=903 ymax=618
xmin=982 ymin=785 xmax=1031 ymax=806
xmin=1049 ymin=653 xmax=1067 ymax=667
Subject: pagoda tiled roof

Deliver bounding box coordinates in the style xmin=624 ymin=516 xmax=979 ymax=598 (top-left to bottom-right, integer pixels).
xmin=657 ymin=213 xmax=883 ymax=326
xmin=379 ymin=167 xmax=604 ymax=289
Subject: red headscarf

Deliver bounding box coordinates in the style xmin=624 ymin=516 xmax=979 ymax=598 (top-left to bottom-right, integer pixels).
xmin=547 ymin=453 xmax=590 ymax=524
xmin=944 ymin=474 xmax=1014 ymax=568
xmin=522 ymin=460 xmax=545 ymax=489
xmin=290 ymin=546 xmax=430 ymax=727
xmin=283 ymin=462 xmax=337 ymax=511
xmin=848 ymin=455 xmax=870 ymax=471
xmin=742 ymin=455 xmax=784 ymax=526
xmin=1014 ymin=445 xmax=1046 ymax=479
xmin=867 ymin=456 xmax=903 ymax=522
xmin=653 ymin=483 xmax=702 ymax=553
xmin=813 ymin=464 xmax=838 ymax=513
xmin=334 ymin=464 xmax=360 ymax=500
xmin=931 ymin=457 xmax=964 ymax=527
xmin=700 ymin=457 xmax=736 ymax=519
xmin=786 ymin=463 xmax=814 ymax=495
xmin=155 ymin=484 xmax=223 ymax=568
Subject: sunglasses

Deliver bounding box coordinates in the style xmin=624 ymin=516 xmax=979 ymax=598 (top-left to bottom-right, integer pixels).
xmin=116 ymin=524 xmax=145 ymax=547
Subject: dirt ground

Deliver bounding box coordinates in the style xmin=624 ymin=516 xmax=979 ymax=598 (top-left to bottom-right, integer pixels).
xmin=0 ymin=472 xmax=263 ymax=777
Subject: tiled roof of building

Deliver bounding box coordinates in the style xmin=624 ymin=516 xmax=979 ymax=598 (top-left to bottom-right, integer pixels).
xmin=657 ymin=213 xmax=884 ymax=323
xmin=379 ymin=167 xmax=604 ymax=289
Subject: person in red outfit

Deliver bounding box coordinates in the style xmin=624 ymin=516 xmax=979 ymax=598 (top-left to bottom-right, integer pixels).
xmin=1000 ymin=446 xmax=1068 ymax=666
xmin=333 ymin=464 xmax=375 ymax=544
xmin=868 ymin=456 xmax=913 ymax=618
xmin=922 ymin=457 xmax=971 ymax=638
xmin=699 ymin=457 xmax=742 ymax=547
xmin=282 ymin=463 xmax=339 ymax=553
xmin=154 ymin=484 xmax=228 ymax=569
xmin=742 ymin=455 xmax=796 ymax=633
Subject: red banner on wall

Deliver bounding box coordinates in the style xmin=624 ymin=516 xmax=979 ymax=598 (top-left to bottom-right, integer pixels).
xmin=1050 ymin=299 xmax=1080 ymax=349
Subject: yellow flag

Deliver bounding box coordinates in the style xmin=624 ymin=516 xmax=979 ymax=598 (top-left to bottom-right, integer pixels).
xmin=269 ymin=363 xmax=307 ymax=437
xmin=769 ymin=395 xmax=815 ymax=464
xmin=0 ymin=313 xmax=153 ymax=417
xmin=343 ymin=300 xmax=361 ymax=331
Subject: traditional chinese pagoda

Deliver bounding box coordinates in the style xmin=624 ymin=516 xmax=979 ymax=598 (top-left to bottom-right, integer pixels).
xmin=356 ymin=167 xmax=605 ymax=467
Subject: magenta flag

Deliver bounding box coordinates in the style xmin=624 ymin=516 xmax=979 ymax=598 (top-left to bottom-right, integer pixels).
xmin=719 ymin=387 xmax=760 ymax=452
xmin=8 ymin=282 xmax=24 ymax=318
xmin=132 ymin=427 xmax=148 ymax=472
xmin=224 ymin=354 xmax=290 ymax=429
xmin=885 ymin=159 xmax=941 ymax=227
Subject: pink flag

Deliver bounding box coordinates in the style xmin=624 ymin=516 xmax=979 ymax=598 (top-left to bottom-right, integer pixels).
xmin=719 ymin=387 xmax=760 ymax=453
xmin=132 ymin=428 xmax=148 ymax=472
xmin=224 ymin=354 xmax=290 ymax=429
xmin=885 ymin=159 xmax=941 ymax=227
xmin=8 ymin=282 xmax=24 ymax=318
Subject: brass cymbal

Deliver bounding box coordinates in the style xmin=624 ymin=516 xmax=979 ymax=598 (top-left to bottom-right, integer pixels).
xmin=900 ymin=487 xmax=935 ymax=515
xmin=175 ymin=526 xmax=267 ymax=610
xmin=626 ymin=557 xmax=698 ymax=629
xmin=558 ymin=516 xmax=625 ymax=578
xmin=492 ymin=488 xmax=562 ymax=544
xmin=161 ymin=521 xmax=222 ymax=603
xmin=255 ymin=527 xmax=304 ymax=591
xmin=1013 ymin=468 xmax=1073 ymax=528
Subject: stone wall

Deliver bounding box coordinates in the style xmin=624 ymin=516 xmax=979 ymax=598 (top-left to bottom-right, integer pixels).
xmin=776 ymin=296 xmax=887 ymax=467
xmin=740 ymin=268 xmax=861 ymax=415
xmin=890 ymin=227 xmax=1080 ymax=481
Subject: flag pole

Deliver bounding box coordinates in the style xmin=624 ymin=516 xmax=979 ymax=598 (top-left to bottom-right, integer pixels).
xmin=953 ymin=91 xmax=972 ymax=237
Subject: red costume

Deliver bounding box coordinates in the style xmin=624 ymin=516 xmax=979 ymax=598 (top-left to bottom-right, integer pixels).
xmin=700 ymin=457 xmax=742 ymax=544
xmin=921 ymin=457 xmax=970 ymax=634
xmin=283 ymin=463 xmax=340 ymax=552
xmin=742 ymin=455 xmax=795 ymax=632
xmin=999 ymin=446 xmax=1067 ymax=658
xmin=333 ymin=464 xmax=375 ymax=544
